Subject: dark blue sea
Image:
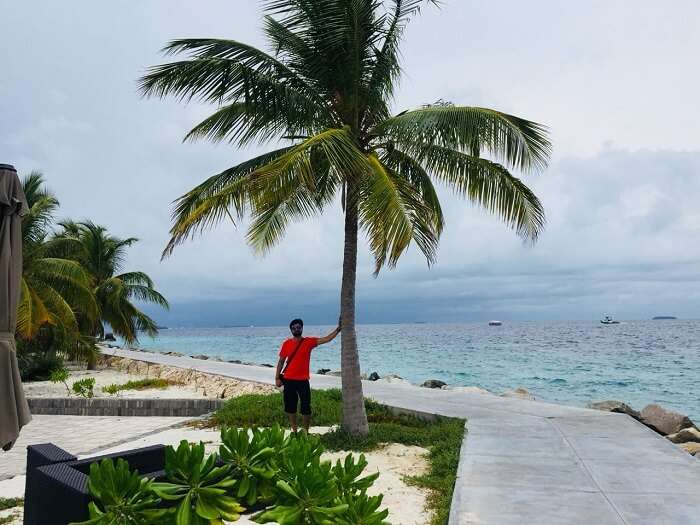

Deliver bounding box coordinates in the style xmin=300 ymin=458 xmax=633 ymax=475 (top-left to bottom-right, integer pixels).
xmin=132 ymin=320 xmax=700 ymax=421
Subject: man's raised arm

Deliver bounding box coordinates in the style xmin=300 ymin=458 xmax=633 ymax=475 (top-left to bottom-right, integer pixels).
xmin=317 ymin=323 xmax=341 ymax=345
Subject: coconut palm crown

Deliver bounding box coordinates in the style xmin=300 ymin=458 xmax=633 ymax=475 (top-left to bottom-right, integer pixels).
xmin=139 ymin=0 xmax=551 ymax=435
xmin=17 ymin=172 xmax=97 ymax=342
xmin=58 ymin=221 xmax=169 ymax=345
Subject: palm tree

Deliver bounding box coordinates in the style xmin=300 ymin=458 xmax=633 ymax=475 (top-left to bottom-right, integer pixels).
xmin=57 ymin=221 xmax=170 ymax=345
xmin=17 ymin=172 xmax=97 ymax=345
xmin=139 ymin=0 xmax=551 ymax=436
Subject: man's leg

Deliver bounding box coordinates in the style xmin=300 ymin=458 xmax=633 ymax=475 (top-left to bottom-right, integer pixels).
xmin=299 ymin=380 xmax=312 ymax=432
xmin=283 ymin=381 xmax=299 ymax=432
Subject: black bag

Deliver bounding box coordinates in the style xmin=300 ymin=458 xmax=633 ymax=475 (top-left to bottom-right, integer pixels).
xmin=280 ymin=337 xmax=305 ymax=381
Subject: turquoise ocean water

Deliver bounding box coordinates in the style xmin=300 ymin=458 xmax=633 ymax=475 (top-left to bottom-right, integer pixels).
xmin=132 ymin=320 xmax=700 ymax=421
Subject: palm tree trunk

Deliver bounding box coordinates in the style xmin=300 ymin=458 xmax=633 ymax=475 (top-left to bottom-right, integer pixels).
xmin=340 ymin=183 xmax=369 ymax=436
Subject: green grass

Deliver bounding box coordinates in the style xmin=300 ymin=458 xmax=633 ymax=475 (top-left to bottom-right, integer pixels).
xmin=212 ymin=389 xmax=465 ymax=525
xmin=101 ymin=378 xmax=181 ymax=394
xmin=0 ymin=497 xmax=22 ymax=524
xmin=0 ymin=499 xmax=22 ymax=512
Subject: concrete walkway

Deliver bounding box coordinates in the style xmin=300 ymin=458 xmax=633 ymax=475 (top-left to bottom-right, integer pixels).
xmin=0 ymin=414 xmax=192 ymax=480
xmin=108 ymin=348 xmax=700 ymax=524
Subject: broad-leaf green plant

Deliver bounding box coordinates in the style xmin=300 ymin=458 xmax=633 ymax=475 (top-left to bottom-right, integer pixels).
xmin=219 ymin=427 xmax=279 ymax=507
xmin=151 ymin=440 xmax=244 ymax=524
xmin=331 ymin=454 xmax=379 ymax=495
xmin=254 ymin=457 xmax=347 ymax=524
xmin=276 ymin=432 xmax=325 ymax=485
xmin=72 ymin=377 xmax=96 ymax=398
xmin=69 ymin=458 xmax=169 ymax=525
xmin=334 ymin=493 xmax=390 ymax=525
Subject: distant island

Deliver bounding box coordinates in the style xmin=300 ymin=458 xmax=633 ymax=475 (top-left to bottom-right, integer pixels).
xmin=652 ymin=316 xmax=677 ymax=320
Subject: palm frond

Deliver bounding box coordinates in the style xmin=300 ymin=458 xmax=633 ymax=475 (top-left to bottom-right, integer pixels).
xmin=245 ymin=127 xmax=368 ymax=251
xmin=163 ymin=146 xmax=294 ymax=258
xmin=372 ymin=105 xmax=551 ymax=172
xmin=122 ymin=284 xmax=170 ymax=310
xmin=417 ymin=144 xmax=546 ymax=240
xmin=358 ymin=154 xmax=439 ymax=273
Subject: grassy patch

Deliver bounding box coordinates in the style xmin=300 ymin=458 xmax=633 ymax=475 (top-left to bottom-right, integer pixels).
xmin=0 ymin=514 xmax=19 ymax=525
xmin=212 ymin=389 xmax=465 ymax=525
xmin=101 ymin=378 xmax=181 ymax=394
xmin=0 ymin=499 xmax=22 ymax=511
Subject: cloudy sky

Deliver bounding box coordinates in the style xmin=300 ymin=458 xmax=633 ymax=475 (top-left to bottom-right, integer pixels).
xmin=2 ymin=1 xmax=699 ymax=325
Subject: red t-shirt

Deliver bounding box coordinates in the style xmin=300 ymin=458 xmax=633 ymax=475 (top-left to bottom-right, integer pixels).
xmin=279 ymin=337 xmax=318 ymax=380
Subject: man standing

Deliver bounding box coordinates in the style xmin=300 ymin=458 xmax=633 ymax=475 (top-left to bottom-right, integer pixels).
xmin=275 ymin=318 xmax=341 ymax=432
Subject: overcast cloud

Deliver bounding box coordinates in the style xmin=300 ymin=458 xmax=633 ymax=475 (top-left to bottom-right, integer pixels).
xmin=2 ymin=1 xmax=699 ymax=325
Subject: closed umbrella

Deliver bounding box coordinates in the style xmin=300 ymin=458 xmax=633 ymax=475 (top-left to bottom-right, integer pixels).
xmin=0 ymin=164 xmax=32 ymax=451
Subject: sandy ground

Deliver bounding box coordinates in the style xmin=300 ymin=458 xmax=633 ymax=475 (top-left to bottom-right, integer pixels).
xmin=0 ymin=426 xmax=431 ymax=525
xmin=23 ymin=357 xmax=277 ymax=400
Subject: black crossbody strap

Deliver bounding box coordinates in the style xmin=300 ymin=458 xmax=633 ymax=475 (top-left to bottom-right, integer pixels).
xmin=281 ymin=337 xmax=305 ymax=376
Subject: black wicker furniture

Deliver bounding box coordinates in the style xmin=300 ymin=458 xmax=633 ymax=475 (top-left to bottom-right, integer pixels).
xmin=23 ymin=443 xmax=165 ymax=525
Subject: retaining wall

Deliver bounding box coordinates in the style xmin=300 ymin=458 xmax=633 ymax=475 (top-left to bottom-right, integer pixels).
xmin=27 ymin=398 xmax=225 ymax=417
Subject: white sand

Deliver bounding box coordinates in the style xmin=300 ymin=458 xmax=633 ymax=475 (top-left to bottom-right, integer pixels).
xmin=23 ymin=357 xmax=277 ymax=400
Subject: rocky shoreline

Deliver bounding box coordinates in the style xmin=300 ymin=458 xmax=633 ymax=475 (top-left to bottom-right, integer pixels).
xmin=587 ymin=400 xmax=699 ymax=457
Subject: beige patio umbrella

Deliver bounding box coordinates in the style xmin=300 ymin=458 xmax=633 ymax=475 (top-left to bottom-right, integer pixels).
xmin=0 ymin=164 xmax=31 ymax=451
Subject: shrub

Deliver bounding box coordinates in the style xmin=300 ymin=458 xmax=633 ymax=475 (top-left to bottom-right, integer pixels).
xmin=213 ymin=389 xmax=390 ymax=428
xmin=151 ymin=440 xmax=245 ymax=524
xmin=69 ymin=458 xmax=169 ymax=525
xmin=50 ymin=367 xmax=71 ymax=396
xmin=17 ymin=351 xmax=64 ymax=381
xmin=72 ymin=378 xmax=96 ymax=398
xmin=219 ymin=426 xmax=280 ymax=507
xmin=101 ymin=378 xmax=180 ymax=395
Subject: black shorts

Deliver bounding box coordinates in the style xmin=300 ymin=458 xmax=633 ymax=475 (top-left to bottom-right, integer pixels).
xmin=282 ymin=379 xmax=311 ymax=415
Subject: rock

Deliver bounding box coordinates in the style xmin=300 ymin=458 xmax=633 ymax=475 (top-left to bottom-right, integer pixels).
xmin=640 ymin=404 xmax=697 ymax=435
xmin=228 ymin=360 xmax=242 ymax=364
xmin=260 ymin=363 xmax=274 ymax=368
xmin=587 ymin=400 xmax=641 ymax=421
xmin=327 ymin=370 xmax=342 ymax=377
xmin=377 ymin=374 xmax=410 ymax=385
xmin=191 ymin=354 xmax=210 ymax=360
xmin=500 ymin=387 xmax=535 ymax=400
xmin=103 ymin=333 xmax=116 ymax=342
xmin=368 ymin=372 xmax=381 ymax=381
xmin=212 ymin=357 xmax=224 ymax=362
xmin=667 ymin=427 xmax=700 ymax=444
xmin=163 ymin=351 xmax=184 ymax=357
xmin=445 ymin=386 xmax=493 ymax=395
xmin=317 ymin=368 xmax=331 ymax=375
xmin=678 ymin=442 xmax=700 ymax=456
xmin=421 ymin=379 xmax=447 ymax=389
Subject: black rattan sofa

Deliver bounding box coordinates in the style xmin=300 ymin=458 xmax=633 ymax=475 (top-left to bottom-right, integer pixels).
xmin=23 ymin=443 xmax=165 ymax=525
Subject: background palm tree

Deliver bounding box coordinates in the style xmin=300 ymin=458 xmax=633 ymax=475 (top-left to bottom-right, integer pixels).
xmin=58 ymin=221 xmax=170 ymax=345
xmin=17 ymin=172 xmax=97 ymax=346
xmin=140 ymin=0 xmax=551 ymax=436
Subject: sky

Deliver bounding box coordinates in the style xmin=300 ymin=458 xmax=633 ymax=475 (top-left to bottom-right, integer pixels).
xmin=2 ymin=1 xmax=699 ymax=325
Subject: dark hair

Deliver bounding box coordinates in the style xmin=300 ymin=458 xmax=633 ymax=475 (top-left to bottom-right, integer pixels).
xmin=289 ymin=318 xmax=304 ymax=329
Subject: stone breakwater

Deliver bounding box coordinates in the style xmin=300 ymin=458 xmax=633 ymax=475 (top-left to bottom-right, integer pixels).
xmin=104 ymin=355 xmax=277 ymax=399
xmin=588 ymin=400 xmax=700 ymax=457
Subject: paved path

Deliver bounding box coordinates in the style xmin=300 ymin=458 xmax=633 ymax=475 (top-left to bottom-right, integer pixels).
xmin=107 ymin=349 xmax=700 ymax=524
xmin=0 ymin=414 xmax=192 ymax=480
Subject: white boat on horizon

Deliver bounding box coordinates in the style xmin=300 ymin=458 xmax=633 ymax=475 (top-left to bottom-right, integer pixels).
xmin=488 ymin=320 xmax=503 ymax=326
xmin=600 ymin=315 xmax=620 ymax=325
